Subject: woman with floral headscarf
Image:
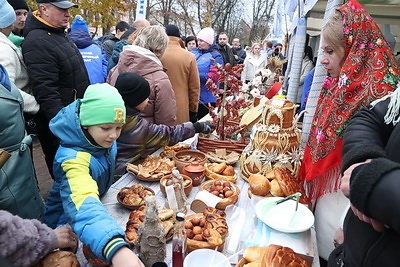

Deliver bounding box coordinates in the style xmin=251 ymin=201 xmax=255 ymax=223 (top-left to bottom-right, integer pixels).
xmin=299 ymin=0 xmax=400 ymax=261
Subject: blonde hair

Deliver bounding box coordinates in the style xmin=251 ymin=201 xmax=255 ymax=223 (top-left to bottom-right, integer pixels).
xmin=322 ymin=11 xmax=345 ymax=55
xmin=133 ymin=25 xmax=169 ymax=58
xmin=251 ymin=42 xmax=261 ymax=56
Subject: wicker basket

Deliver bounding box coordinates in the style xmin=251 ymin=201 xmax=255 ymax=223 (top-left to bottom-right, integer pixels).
xmin=197 ymin=135 xmax=248 ymax=154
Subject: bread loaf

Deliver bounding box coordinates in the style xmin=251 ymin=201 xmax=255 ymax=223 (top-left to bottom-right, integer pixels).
xmin=243 ymin=246 xmax=268 ymax=263
xmin=248 ymin=174 xmax=271 ymax=196
xmin=261 ymin=244 xmax=310 ymax=267
xmin=38 ymin=251 xmax=80 ymax=267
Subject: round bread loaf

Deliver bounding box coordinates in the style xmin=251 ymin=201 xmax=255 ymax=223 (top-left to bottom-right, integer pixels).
xmin=248 ymin=174 xmax=271 ymax=196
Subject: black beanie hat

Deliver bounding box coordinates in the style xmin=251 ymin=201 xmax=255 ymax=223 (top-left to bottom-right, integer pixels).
xmin=7 ymin=0 xmax=29 ymax=11
xmin=115 ymin=72 xmax=150 ymax=111
xmin=165 ymin=24 xmax=180 ymax=38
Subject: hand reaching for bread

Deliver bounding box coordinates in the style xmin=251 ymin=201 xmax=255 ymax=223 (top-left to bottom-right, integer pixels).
xmin=53 ymin=226 xmax=78 ymax=253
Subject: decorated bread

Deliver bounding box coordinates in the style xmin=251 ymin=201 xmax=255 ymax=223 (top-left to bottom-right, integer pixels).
xmin=125 ymin=206 xmax=175 ymax=245
xmin=240 ymin=98 xmax=303 ymax=179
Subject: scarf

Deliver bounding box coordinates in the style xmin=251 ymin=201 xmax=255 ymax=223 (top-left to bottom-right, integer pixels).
xmin=300 ymin=0 xmax=400 ymax=200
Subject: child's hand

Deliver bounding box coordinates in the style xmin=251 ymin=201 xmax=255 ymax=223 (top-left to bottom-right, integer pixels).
xmin=53 ymin=226 xmax=78 ymax=253
xmin=111 ymin=247 xmax=145 ymax=267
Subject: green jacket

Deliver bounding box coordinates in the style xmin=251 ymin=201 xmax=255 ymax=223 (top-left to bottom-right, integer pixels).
xmin=0 ymin=81 xmax=44 ymax=220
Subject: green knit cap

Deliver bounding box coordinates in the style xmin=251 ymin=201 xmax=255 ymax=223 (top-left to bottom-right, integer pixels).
xmin=79 ymin=83 xmax=126 ymax=126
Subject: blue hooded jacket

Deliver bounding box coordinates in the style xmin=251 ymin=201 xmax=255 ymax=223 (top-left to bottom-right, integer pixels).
xmin=44 ymin=100 xmax=129 ymax=262
xmin=191 ymin=44 xmax=223 ymax=104
xmin=69 ymin=29 xmax=108 ymax=84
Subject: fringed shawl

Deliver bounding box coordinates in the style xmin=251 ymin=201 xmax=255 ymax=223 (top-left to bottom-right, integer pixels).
xmin=300 ymin=0 xmax=400 ymax=200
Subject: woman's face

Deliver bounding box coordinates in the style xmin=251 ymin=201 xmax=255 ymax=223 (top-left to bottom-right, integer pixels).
xmin=197 ymin=39 xmax=211 ymax=50
xmin=320 ymin=40 xmax=345 ymax=78
xmin=187 ymin=40 xmax=196 ymax=51
xmin=252 ymin=45 xmax=261 ymax=55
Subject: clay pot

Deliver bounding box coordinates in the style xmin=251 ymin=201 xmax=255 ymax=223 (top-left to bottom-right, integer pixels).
xmin=159 ymin=174 xmax=193 ymax=196
xmin=182 ymin=161 xmax=206 ymax=186
xmin=173 ymin=149 xmax=207 ymax=172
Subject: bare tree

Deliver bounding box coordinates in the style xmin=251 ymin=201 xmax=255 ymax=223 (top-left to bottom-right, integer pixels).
xmin=248 ymin=0 xmax=275 ymax=43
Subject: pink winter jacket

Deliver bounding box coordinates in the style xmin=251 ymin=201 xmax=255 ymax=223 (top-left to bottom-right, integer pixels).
xmin=108 ymin=45 xmax=177 ymax=126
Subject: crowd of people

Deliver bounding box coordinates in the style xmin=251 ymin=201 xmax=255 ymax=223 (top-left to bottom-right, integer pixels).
xmin=0 ymin=0 xmax=399 ymax=266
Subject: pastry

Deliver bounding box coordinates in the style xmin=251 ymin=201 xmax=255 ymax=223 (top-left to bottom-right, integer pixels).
xmin=243 ymin=246 xmax=268 ymax=263
xmin=204 ymin=163 xmax=237 ymax=183
xmin=221 ymin=165 xmax=235 ymax=176
xmin=38 ymin=251 xmax=80 ymax=267
xmin=248 ymin=174 xmax=271 ymax=196
xmin=211 ymin=162 xmax=227 ymax=174
xmin=261 ymin=244 xmax=310 ymax=267
xmin=185 ymin=208 xmax=228 ymax=252
xmin=126 ymin=156 xmax=175 ymax=181
xmin=269 ymin=179 xmax=284 ymax=197
xmin=118 ymin=185 xmax=155 ymax=208
xmin=273 ymin=168 xmax=310 ymax=205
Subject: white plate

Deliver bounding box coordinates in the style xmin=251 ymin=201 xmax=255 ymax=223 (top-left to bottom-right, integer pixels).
xmin=255 ymin=197 xmax=314 ymax=233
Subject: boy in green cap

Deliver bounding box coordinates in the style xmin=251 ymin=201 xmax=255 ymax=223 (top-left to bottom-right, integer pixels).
xmin=43 ymin=83 xmax=144 ymax=267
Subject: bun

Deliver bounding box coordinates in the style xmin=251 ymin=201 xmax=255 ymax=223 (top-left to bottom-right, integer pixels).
xmin=243 ymin=263 xmax=261 ymax=267
xmin=261 ymin=244 xmax=310 ymax=267
xmin=273 ymin=168 xmax=310 ymax=205
xmin=221 ymin=165 xmax=235 ymax=176
xmin=38 ymin=251 xmax=80 ymax=267
xmin=243 ymin=246 xmax=268 ymax=263
xmin=211 ymin=162 xmax=227 ymax=174
xmin=248 ymin=174 xmax=270 ymax=196
xmin=270 ymin=179 xmax=284 ymax=197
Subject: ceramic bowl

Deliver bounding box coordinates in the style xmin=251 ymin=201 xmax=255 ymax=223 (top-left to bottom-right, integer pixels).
xmin=173 ymin=150 xmax=207 ymax=172
xmin=159 ymin=174 xmax=193 ymax=196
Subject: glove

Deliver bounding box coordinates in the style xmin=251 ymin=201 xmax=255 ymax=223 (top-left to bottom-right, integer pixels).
xmin=189 ymin=112 xmax=198 ymax=123
xmin=193 ymin=122 xmax=215 ymax=134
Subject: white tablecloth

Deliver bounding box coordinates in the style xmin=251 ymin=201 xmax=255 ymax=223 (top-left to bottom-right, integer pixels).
xmin=76 ymin=144 xmax=319 ymax=266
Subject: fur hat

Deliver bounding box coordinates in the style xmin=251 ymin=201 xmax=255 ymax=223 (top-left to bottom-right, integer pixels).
xmin=79 ymin=83 xmax=126 ymax=126
xmin=71 ymin=15 xmax=88 ymax=32
xmin=114 ymin=72 xmax=150 ymax=112
xmin=0 ymin=0 xmax=16 ymax=28
xmin=197 ymin=27 xmax=214 ymax=45
xmin=7 ymin=0 xmax=29 ymax=11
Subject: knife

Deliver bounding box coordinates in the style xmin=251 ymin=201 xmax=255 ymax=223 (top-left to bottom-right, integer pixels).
xmin=262 ymin=192 xmax=302 ymax=216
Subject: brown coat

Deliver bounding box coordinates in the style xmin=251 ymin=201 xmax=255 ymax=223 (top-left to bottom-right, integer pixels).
xmin=108 ymin=45 xmax=176 ymax=126
xmin=160 ymin=37 xmax=200 ymax=124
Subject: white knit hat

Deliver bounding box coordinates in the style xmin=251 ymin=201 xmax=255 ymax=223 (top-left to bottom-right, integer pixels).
xmin=197 ymin=27 xmax=215 ymax=45
xmin=0 ymin=0 xmax=16 ymax=28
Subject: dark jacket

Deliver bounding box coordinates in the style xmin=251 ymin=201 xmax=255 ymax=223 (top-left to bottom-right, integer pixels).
xmin=232 ymin=46 xmax=246 ymax=64
xmin=22 ymin=11 xmax=90 ymax=121
xmin=102 ymin=33 xmax=119 ymax=60
xmin=116 ymin=109 xmax=195 ymax=175
xmin=107 ymin=40 xmax=130 ymax=72
xmin=340 ymin=97 xmax=400 ymax=266
xmin=69 ymin=29 xmax=108 ymax=85
xmin=217 ymin=44 xmax=237 ymax=66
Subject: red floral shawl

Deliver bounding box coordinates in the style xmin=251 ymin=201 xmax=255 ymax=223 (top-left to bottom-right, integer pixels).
xmin=300 ymin=0 xmax=400 ymax=200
